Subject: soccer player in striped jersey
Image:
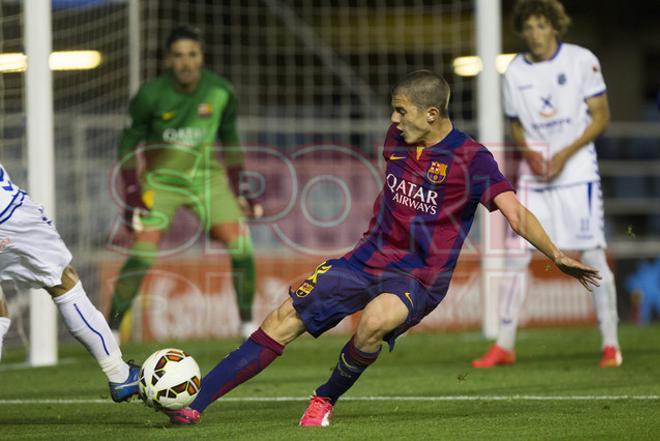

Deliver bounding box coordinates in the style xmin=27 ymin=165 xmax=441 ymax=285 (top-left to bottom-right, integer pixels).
xmin=109 ymin=26 xmax=261 ymax=341
xmin=0 ymin=163 xmax=139 ymax=401
xmin=472 ymin=0 xmax=621 ymax=369
xmin=162 ymin=70 xmax=601 ymax=426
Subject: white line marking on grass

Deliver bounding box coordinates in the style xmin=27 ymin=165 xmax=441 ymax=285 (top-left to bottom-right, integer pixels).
xmin=1 ymin=395 xmax=658 ymax=405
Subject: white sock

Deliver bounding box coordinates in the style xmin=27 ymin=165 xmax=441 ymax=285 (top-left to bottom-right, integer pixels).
xmin=496 ymin=252 xmax=531 ymax=351
xmin=0 ymin=317 xmax=10 ymax=361
xmin=52 ymin=281 xmax=130 ymax=382
xmin=582 ymin=249 xmax=620 ymax=349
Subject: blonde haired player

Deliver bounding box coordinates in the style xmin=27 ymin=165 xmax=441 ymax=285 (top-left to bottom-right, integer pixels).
xmin=0 ymin=162 xmax=140 ymax=400
xmin=472 ymin=0 xmax=621 ymax=368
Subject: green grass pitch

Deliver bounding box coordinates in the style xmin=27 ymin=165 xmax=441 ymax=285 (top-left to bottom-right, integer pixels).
xmin=1 ymin=324 xmax=659 ymax=440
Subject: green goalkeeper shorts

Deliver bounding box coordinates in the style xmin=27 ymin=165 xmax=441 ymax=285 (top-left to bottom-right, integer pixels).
xmin=137 ymin=163 xmax=243 ymax=231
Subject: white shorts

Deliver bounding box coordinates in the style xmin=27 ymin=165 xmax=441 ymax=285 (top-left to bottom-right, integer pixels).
xmin=511 ymin=181 xmax=606 ymax=251
xmin=0 ymin=195 xmax=72 ymax=289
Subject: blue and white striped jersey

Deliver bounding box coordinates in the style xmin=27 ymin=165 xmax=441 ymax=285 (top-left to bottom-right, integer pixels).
xmin=0 ymin=163 xmax=27 ymax=224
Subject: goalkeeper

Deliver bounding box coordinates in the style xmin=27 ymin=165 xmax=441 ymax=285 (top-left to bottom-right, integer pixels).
xmin=109 ymin=26 xmax=260 ymax=340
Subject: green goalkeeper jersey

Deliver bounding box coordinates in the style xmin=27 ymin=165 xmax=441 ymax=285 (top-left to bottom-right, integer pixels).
xmin=118 ymin=69 xmax=243 ymax=179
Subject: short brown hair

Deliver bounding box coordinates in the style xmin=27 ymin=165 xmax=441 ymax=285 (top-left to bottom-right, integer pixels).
xmin=512 ymin=0 xmax=572 ymax=36
xmin=392 ymin=70 xmax=451 ymax=117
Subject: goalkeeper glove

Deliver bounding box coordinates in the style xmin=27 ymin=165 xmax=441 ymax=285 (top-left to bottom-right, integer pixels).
xmin=227 ymin=165 xmax=264 ymax=219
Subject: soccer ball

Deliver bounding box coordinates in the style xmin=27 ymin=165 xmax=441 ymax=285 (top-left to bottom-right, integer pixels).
xmin=138 ymin=348 xmax=201 ymax=410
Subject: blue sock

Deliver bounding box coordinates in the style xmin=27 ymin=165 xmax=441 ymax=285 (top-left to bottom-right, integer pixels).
xmin=315 ymin=335 xmax=381 ymax=404
xmin=191 ymin=328 xmax=284 ymax=413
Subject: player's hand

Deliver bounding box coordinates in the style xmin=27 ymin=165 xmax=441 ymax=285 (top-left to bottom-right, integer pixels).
xmin=547 ymin=150 xmax=570 ymax=181
xmin=237 ymin=196 xmax=264 ymax=219
xmin=523 ymin=150 xmax=546 ymax=177
xmin=554 ymin=254 xmax=602 ymax=291
xmin=121 ymin=169 xmax=148 ymax=233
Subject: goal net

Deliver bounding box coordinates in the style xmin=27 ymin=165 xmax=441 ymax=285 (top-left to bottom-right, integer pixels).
xmin=0 ymin=1 xmax=595 ymax=354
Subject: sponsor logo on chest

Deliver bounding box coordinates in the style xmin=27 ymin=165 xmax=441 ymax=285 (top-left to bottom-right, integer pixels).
xmin=386 ymin=173 xmax=440 ymax=215
xmin=162 ymin=127 xmax=207 ymax=145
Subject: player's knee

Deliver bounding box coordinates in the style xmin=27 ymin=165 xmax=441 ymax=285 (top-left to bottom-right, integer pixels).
xmin=261 ymin=298 xmax=305 ymax=346
xmin=47 ymin=266 xmax=80 ymax=298
xmin=357 ymin=313 xmax=388 ymax=341
xmin=210 ymin=222 xmax=246 ymax=245
xmin=225 ymin=233 xmax=254 ymax=265
xmin=127 ymin=250 xmax=156 ymax=270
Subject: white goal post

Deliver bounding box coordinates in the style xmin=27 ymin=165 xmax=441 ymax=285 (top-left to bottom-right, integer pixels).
xmin=25 ymin=0 xmax=57 ymax=366
xmin=476 ymin=0 xmax=505 ymax=339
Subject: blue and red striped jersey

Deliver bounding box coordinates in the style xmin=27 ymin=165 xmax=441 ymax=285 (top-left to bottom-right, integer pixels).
xmin=344 ymin=124 xmax=514 ymax=298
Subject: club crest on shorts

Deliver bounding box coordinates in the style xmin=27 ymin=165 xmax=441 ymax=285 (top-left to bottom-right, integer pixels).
xmin=295 ymin=282 xmax=315 ymax=298
xmin=197 ymin=103 xmax=213 ymax=118
xmin=426 ymin=161 xmax=447 ymax=184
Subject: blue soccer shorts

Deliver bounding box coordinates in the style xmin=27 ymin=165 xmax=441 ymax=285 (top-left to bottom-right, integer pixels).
xmin=289 ymin=258 xmax=445 ymax=350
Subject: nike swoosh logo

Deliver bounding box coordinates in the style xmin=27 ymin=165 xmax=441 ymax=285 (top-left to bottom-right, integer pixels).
xmin=404 ymin=292 xmax=413 ymax=307
xmin=389 ymin=154 xmax=406 ymax=160
xmin=112 ymin=380 xmax=138 ymax=390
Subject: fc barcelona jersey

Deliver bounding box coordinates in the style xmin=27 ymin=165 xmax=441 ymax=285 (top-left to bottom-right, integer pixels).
xmin=344 ymin=124 xmax=514 ymax=298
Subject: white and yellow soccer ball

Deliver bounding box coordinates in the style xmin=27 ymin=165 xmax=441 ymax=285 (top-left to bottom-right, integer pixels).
xmin=139 ymin=348 xmax=201 ymax=410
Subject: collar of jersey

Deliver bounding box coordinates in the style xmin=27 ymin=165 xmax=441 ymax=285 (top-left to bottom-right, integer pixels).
xmin=427 ymin=126 xmax=466 ymax=151
xmin=522 ymin=41 xmax=563 ymax=65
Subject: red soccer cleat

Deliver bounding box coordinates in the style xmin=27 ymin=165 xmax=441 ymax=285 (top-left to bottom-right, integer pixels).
xmin=471 ymin=344 xmax=516 ymax=368
xmin=599 ymin=345 xmax=623 ymax=368
xmin=163 ymin=407 xmax=202 ymax=425
xmin=299 ymin=395 xmax=333 ymax=427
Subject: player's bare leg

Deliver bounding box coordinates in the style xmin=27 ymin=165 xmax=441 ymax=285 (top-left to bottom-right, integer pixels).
xmin=165 ymin=298 xmax=306 ymax=425
xmin=301 ymin=293 xmax=408 ymax=427
xmin=48 ymin=266 xmax=139 ymax=401
xmin=209 ymin=221 xmax=258 ymax=339
xmin=0 ymin=285 xmax=10 ymax=361
xmin=260 ymin=297 xmax=308 ymax=345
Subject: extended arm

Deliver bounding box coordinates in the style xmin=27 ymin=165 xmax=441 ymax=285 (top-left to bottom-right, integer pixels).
xmin=493 ymin=191 xmax=601 ymax=290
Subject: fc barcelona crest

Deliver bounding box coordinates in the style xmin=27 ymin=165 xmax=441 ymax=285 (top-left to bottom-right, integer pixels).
xmin=197 ymin=103 xmax=213 ymax=118
xmin=426 ymin=161 xmax=447 ymax=184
